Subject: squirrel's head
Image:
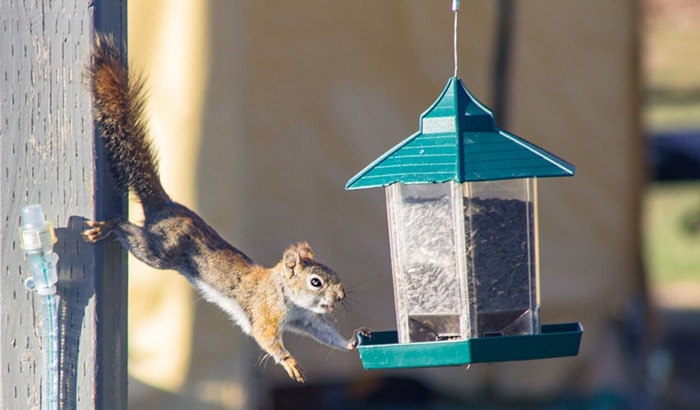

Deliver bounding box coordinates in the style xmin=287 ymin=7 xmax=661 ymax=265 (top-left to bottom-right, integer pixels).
xmin=281 ymin=242 xmax=345 ymax=314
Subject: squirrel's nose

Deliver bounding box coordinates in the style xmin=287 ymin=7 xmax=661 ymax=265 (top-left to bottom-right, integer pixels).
xmin=336 ymin=288 xmax=346 ymax=302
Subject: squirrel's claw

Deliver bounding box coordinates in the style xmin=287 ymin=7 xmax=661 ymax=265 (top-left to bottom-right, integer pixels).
xmin=348 ymin=327 xmax=373 ymax=350
xmin=281 ymin=356 xmax=306 ymax=383
xmin=81 ymin=220 xmax=114 ymax=243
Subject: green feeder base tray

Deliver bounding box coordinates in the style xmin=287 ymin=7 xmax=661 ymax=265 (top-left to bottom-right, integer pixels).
xmin=357 ymin=322 xmax=582 ymax=370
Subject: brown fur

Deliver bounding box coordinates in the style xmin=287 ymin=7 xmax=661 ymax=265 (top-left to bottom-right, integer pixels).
xmin=83 ymin=34 xmax=369 ymax=383
xmin=89 ymin=35 xmax=169 ymax=211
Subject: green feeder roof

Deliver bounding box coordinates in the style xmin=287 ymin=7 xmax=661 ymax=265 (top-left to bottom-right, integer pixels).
xmin=346 ymin=77 xmax=575 ymax=190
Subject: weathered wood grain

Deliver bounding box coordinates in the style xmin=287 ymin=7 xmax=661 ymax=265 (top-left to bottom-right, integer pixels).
xmin=1 ymin=1 xmax=127 ymax=409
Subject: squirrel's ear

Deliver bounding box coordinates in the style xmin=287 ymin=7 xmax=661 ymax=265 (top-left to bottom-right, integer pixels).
xmin=296 ymin=242 xmax=314 ymax=259
xmin=283 ymin=247 xmax=301 ymax=278
xmin=283 ymin=242 xmax=314 ymax=278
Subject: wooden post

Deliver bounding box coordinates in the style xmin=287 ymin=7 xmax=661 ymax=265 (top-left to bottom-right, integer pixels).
xmin=0 ymin=1 xmax=127 ymax=409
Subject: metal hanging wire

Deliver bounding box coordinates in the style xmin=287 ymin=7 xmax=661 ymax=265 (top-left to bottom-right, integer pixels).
xmin=453 ymin=0 xmax=460 ymax=77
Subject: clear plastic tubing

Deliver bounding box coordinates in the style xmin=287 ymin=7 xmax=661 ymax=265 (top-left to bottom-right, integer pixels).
xmin=19 ymin=204 xmax=59 ymax=410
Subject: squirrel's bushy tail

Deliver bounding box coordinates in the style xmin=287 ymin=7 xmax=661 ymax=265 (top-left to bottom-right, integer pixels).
xmin=89 ymin=34 xmax=170 ymax=209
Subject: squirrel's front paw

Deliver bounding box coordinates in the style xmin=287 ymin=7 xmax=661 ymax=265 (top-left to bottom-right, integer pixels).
xmin=348 ymin=327 xmax=373 ymax=350
xmin=81 ymin=220 xmax=114 ymax=243
xmin=281 ymin=356 xmax=306 ymax=383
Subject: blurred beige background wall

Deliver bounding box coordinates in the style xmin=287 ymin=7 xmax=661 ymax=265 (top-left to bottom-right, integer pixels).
xmin=126 ymin=1 xmax=642 ymax=408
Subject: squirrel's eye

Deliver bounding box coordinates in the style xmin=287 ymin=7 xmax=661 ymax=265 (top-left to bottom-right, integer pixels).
xmin=309 ymin=276 xmax=323 ymax=288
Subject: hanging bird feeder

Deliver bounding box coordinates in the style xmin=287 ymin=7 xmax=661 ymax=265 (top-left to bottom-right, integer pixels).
xmin=346 ymin=76 xmax=582 ymax=369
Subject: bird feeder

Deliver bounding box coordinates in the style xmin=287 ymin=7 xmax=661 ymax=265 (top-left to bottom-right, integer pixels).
xmin=346 ymin=77 xmax=582 ymax=369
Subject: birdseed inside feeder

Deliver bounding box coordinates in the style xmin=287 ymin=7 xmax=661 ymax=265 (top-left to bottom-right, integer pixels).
xmin=346 ymin=77 xmax=582 ymax=369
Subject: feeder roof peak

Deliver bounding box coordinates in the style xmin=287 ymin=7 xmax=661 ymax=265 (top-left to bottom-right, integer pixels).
xmin=346 ymin=77 xmax=575 ymax=190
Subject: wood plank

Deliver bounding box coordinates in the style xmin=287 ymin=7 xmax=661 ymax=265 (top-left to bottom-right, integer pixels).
xmin=0 ymin=1 xmax=127 ymax=408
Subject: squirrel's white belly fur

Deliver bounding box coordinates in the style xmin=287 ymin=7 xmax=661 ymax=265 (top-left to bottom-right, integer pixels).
xmin=193 ymin=279 xmax=252 ymax=334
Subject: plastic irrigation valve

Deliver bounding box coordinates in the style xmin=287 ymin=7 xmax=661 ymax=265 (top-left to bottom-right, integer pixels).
xmin=19 ymin=204 xmax=59 ymax=295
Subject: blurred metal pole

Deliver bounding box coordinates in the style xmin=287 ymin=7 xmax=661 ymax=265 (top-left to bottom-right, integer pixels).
xmin=492 ymin=0 xmax=515 ymax=127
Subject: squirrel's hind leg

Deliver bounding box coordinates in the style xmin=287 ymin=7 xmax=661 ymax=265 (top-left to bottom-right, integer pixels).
xmin=82 ymin=218 xmax=172 ymax=270
xmin=82 ymin=219 xmax=118 ymax=242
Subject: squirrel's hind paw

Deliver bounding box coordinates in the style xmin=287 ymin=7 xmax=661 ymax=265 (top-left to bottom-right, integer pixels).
xmin=81 ymin=220 xmax=114 ymax=243
xmin=281 ymin=356 xmax=306 ymax=383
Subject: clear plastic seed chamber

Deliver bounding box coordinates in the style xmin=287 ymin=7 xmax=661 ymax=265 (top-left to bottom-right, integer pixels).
xmin=388 ymin=178 xmax=539 ymax=344
xmin=346 ymin=77 xmax=582 ymax=369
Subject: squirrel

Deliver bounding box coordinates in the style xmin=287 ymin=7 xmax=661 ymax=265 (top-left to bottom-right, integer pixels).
xmin=81 ymin=34 xmax=370 ymax=383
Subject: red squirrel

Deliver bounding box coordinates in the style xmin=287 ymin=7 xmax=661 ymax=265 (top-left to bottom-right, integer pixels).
xmin=82 ymin=35 xmax=370 ymax=383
